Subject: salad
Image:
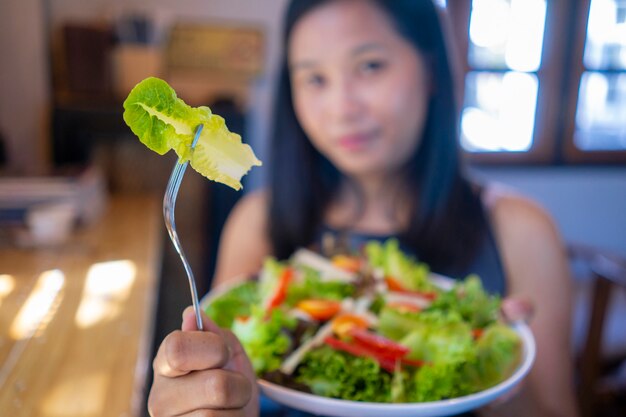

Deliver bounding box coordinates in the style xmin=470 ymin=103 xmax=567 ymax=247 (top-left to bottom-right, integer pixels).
xmin=205 ymin=239 xmax=522 ymax=403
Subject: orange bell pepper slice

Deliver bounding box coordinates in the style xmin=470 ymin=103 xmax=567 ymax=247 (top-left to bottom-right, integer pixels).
xmin=296 ymin=299 xmax=342 ymax=321
xmin=331 ymin=255 xmax=362 ymax=273
xmin=330 ymin=313 xmax=369 ymax=337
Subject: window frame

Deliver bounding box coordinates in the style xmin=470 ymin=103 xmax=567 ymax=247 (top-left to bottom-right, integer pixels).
xmin=445 ymin=0 xmax=626 ymax=165
xmin=562 ymin=0 xmax=626 ymax=163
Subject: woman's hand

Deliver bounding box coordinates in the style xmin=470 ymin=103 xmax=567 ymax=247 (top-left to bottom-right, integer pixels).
xmin=148 ymin=307 xmax=259 ymax=417
xmin=477 ymin=296 xmax=535 ymax=416
xmin=501 ymin=296 xmax=534 ymax=323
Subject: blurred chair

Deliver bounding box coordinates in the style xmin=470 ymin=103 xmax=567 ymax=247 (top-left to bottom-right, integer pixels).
xmin=61 ymin=23 xmax=115 ymax=98
xmin=569 ymin=243 xmax=626 ymax=417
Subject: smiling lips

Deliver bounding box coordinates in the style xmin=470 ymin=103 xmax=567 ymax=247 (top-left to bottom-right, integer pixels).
xmin=337 ymin=131 xmax=377 ymax=151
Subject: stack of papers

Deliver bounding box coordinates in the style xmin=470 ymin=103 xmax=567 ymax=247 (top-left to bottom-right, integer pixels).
xmin=0 ymin=165 xmax=107 ymax=226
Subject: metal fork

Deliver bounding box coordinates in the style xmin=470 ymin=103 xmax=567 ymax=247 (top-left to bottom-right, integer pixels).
xmin=163 ymin=124 xmax=204 ymax=331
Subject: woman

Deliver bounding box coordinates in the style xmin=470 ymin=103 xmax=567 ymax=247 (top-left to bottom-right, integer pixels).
xmin=148 ymin=1 xmax=579 ymax=416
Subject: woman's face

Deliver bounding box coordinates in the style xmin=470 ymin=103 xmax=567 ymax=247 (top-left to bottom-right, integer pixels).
xmin=289 ymin=0 xmax=430 ymax=180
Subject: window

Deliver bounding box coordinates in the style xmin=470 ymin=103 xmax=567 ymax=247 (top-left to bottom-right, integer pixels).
xmin=565 ymin=0 xmax=626 ymax=162
xmin=443 ymin=0 xmax=626 ymax=164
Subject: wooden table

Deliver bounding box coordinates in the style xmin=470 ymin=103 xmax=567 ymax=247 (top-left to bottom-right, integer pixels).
xmin=0 ymin=195 xmax=162 ymax=417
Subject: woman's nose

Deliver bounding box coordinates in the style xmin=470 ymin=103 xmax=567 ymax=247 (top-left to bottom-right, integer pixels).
xmin=326 ymin=78 xmax=365 ymax=122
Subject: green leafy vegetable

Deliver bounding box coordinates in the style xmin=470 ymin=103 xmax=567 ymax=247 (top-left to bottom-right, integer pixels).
xmin=296 ymin=346 xmax=392 ymax=402
xmin=365 ymin=239 xmax=433 ymax=292
xmin=232 ymin=306 xmax=296 ymax=375
xmin=204 ymin=281 xmax=258 ymax=328
xmin=286 ymin=267 xmax=354 ymax=306
xmin=410 ymin=360 xmax=474 ymax=402
xmin=464 ymin=324 xmax=521 ymax=390
xmin=400 ymin=314 xmax=474 ymax=364
xmin=123 ymin=77 xmax=261 ymax=190
xmin=428 ymin=274 xmax=500 ymax=328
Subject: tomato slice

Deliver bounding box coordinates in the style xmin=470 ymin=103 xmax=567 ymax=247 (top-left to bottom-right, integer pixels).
xmin=348 ymin=327 xmax=410 ymax=359
xmin=296 ymin=299 xmax=342 ymax=321
xmin=472 ymin=328 xmax=484 ymax=339
xmin=266 ymin=267 xmax=293 ymax=311
xmin=331 ymin=314 xmax=369 ymax=337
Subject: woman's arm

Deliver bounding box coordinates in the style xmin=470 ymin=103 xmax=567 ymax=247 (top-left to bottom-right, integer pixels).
xmin=483 ymin=192 xmax=579 ymax=417
xmin=211 ymin=189 xmax=272 ymax=288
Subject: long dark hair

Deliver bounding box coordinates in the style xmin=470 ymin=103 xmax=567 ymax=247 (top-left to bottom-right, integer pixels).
xmin=269 ymin=0 xmax=487 ymax=275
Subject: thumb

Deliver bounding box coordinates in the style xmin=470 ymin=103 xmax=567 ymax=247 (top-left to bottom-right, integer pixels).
xmin=222 ymin=329 xmax=256 ymax=375
xmin=501 ymin=297 xmax=534 ymax=324
xmin=181 ymin=305 xmax=223 ymax=334
xmin=181 ymin=306 xmax=256 ymax=377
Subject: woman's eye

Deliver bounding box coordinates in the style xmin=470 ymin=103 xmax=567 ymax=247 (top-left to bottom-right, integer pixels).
xmin=305 ymin=74 xmax=325 ymax=88
xmin=360 ymin=60 xmax=386 ymax=74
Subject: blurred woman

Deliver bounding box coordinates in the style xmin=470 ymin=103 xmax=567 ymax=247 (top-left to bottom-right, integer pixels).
xmin=148 ymin=1 xmax=579 ymax=416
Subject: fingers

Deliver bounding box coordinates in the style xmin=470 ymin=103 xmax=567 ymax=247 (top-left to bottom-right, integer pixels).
xmin=178 ymin=307 xmax=253 ymax=377
xmin=217 ymin=331 xmax=244 ymax=371
xmin=154 ymin=330 xmax=229 ymax=378
xmin=148 ymin=368 xmax=253 ymax=416
xmin=182 ymin=306 xmax=224 ymax=334
xmin=148 ymin=307 xmax=258 ymax=417
xmin=501 ymin=297 xmax=534 ymax=323
xmin=480 ymin=379 xmax=528 ymax=412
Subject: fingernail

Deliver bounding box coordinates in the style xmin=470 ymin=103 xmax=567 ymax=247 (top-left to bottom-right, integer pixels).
xmin=227 ymin=343 xmax=233 ymax=362
xmin=181 ymin=306 xmax=194 ymax=327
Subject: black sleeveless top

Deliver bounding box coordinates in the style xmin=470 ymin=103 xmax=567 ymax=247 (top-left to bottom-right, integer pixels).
xmin=260 ymin=202 xmax=508 ymax=417
xmin=316 ymin=219 xmax=507 ymax=295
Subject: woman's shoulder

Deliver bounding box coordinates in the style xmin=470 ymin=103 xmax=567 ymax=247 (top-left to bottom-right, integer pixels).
xmin=212 ymin=189 xmax=271 ymax=286
xmin=482 ymin=183 xmax=567 ymax=292
xmin=232 ymin=188 xmax=270 ymax=216
xmin=482 ymin=183 xmax=557 ymax=237
xmin=223 ymin=188 xmax=270 ymax=242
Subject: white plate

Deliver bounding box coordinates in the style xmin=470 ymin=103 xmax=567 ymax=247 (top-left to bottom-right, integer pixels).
xmin=257 ymin=322 xmax=535 ymax=417
xmin=202 ymin=279 xmax=536 ymax=417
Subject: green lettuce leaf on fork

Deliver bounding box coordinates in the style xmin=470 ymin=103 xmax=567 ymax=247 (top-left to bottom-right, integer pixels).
xmin=123 ymin=77 xmax=262 ymax=190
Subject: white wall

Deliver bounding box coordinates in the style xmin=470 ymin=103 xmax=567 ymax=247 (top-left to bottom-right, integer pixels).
xmin=47 ymin=0 xmax=288 ymax=189
xmin=473 ymin=166 xmax=626 ymax=257
xmin=0 ymin=0 xmax=289 ymax=175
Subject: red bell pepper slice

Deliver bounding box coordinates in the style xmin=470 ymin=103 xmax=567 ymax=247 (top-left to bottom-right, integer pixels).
xmin=400 ymin=357 xmax=428 ymax=367
xmin=266 ymin=267 xmax=293 ymax=311
xmin=384 ymin=276 xmax=438 ymax=300
xmin=324 ymin=336 xmax=428 ymax=372
xmin=348 ymin=327 xmax=410 ymax=359
xmin=324 ymin=336 xmax=398 ymax=372
xmin=472 ymin=328 xmax=484 ymax=339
